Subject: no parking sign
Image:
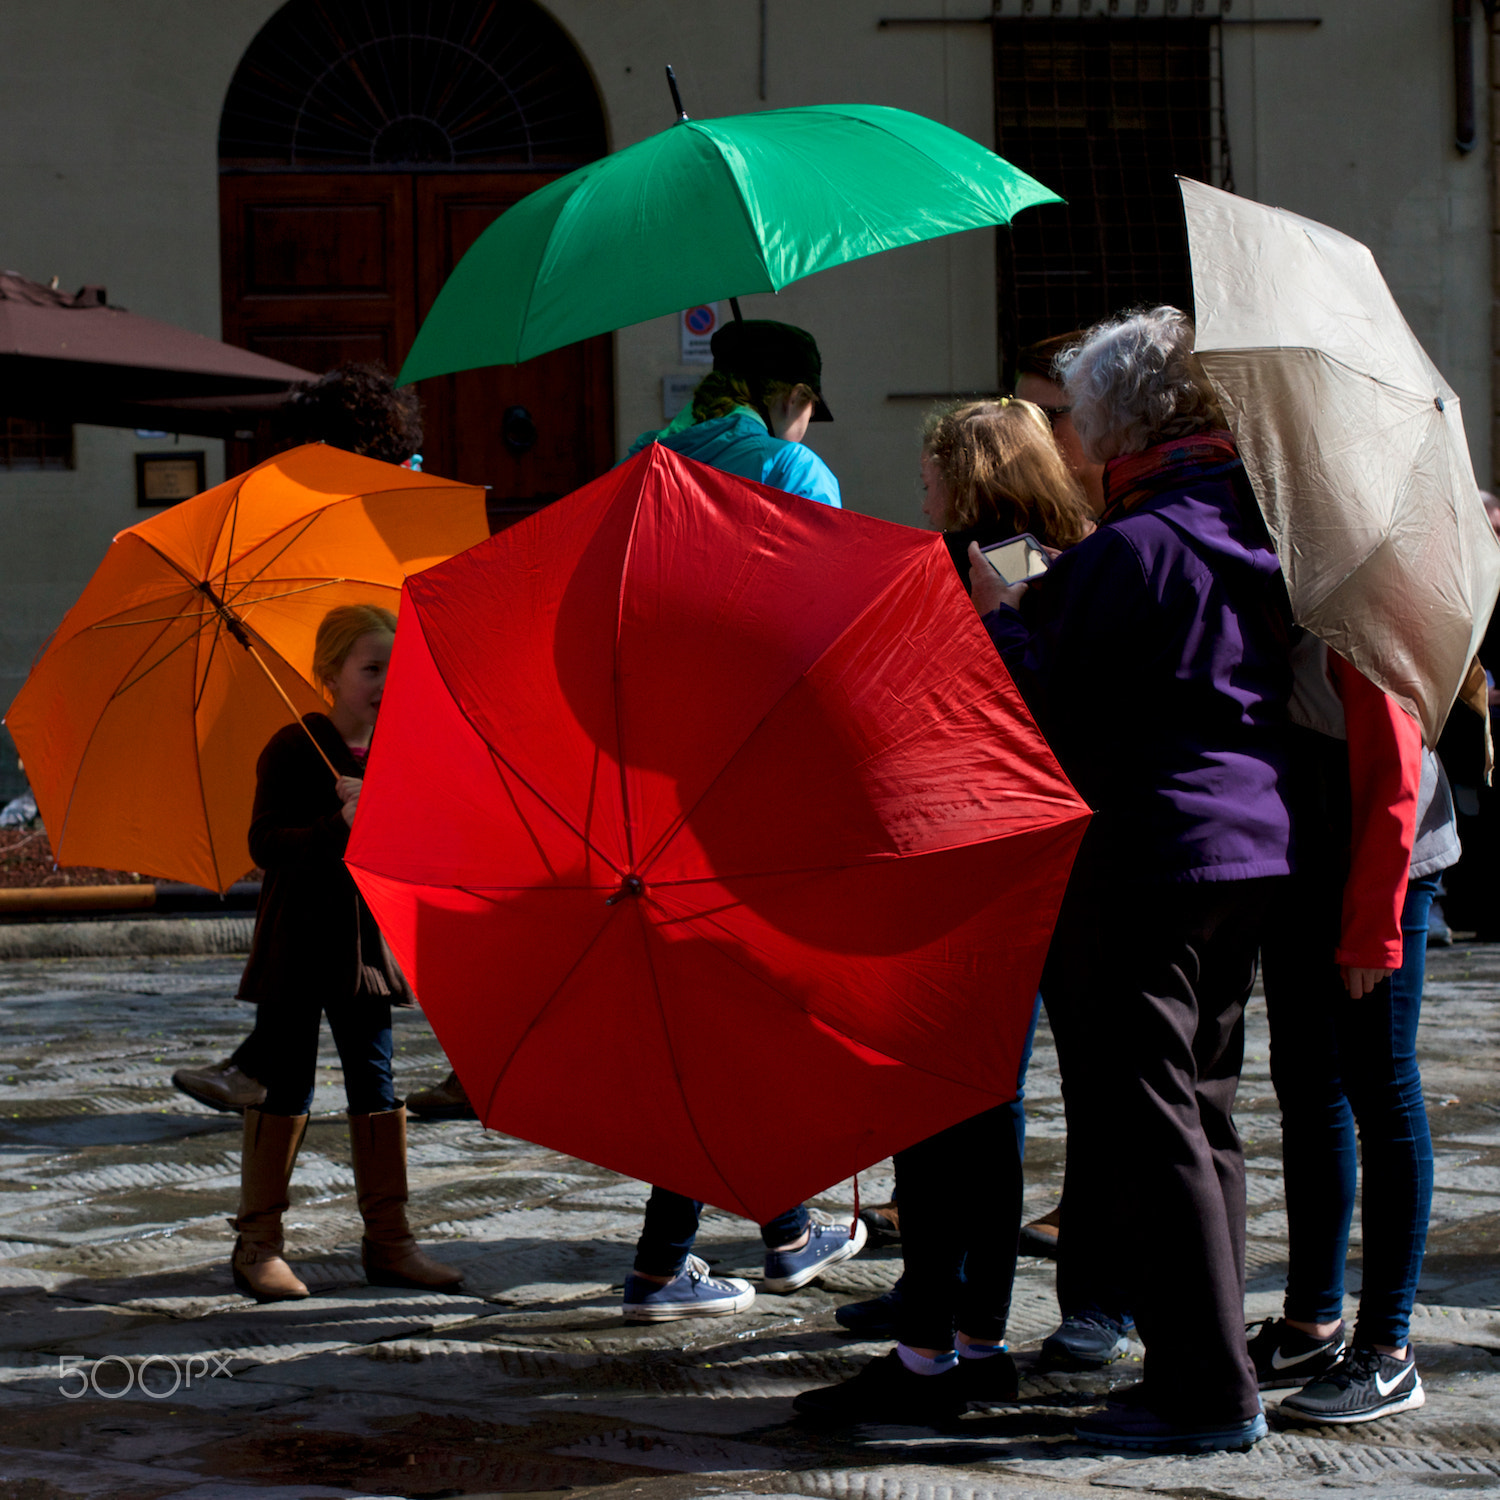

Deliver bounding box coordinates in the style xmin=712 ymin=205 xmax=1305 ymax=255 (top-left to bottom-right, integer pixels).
xmin=680 ymin=303 xmax=723 ymax=364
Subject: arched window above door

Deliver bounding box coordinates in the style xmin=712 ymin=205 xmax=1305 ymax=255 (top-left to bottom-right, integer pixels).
xmin=219 ymin=0 xmax=607 ymax=171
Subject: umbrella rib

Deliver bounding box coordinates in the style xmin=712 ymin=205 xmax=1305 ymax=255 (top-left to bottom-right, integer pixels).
xmin=49 ymin=608 xmax=197 ymax=857
xmin=634 ymin=541 xmax=950 ymax=876
xmin=408 ymin=606 xmax=625 ymax=877
xmin=611 ymin=497 xmax=642 ymax=871
xmin=478 ymin=904 xmax=619 ymax=1114
xmin=628 ymin=897 xmax=743 ymax=1204
xmin=225 ymin=514 xmax=326 ymax=604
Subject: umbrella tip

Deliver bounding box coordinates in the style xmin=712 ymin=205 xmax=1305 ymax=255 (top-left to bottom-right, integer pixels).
xmin=664 ymin=65 xmax=689 ymax=122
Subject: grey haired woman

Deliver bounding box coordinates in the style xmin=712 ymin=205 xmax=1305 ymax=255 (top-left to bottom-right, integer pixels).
xmin=967 ymin=307 xmax=1295 ymax=1454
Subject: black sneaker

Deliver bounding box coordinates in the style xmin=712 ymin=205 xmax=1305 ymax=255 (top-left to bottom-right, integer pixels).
xmin=1040 ymin=1311 xmax=1130 ymax=1370
xmin=1279 ymin=1346 xmax=1425 ymax=1425
xmin=834 ymin=1277 xmax=903 ymax=1338
xmin=1246 ymin=1316 xmax=1346 ymax=1389
xmin=956 ymin=1348 xmax=1019 ymax=1406
xmin=793 ymin=1349 xmax=967 ymax=1425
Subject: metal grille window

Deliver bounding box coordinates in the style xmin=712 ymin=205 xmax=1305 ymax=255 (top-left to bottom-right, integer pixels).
xmin=0 ymin=416 xmax=72 ymax=471
xmin=993 ymin=14 xmax=1232 ymax=372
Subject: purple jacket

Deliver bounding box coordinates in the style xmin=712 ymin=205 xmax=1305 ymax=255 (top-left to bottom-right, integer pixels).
xmin=983 ymin=462 xmax=1294 ymax=884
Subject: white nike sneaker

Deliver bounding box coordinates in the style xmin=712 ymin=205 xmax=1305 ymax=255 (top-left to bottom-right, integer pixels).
xmin=1279 ymin=1346 xmax=1425 ymax=1425
xmin=1246 ymin=1316 xmax=1345 ymax=1389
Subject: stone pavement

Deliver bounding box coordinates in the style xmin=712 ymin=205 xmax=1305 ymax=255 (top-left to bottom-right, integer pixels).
xmin=0 ymin=946 xmax=1496 ymax=1500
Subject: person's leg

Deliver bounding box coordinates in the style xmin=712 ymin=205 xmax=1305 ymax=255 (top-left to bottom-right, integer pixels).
xmin=624 ymin=1188 xmax=754 ymax=1322
xmin=634 ymin=1188 xmax=705 ymax=1278
xmin=1339 ymin=873 xmax=1437 ymax=1353
xmin=336 ymin=995 xmax=462 ymax=1291
xmin=759 ymin=1204 xmax=811 ymax=1250
xmin=894 ymin=1104 xmax=1018 ymax=1353
xmin=1061 ymin=879 xmax=1264 ymax=1426
xmin=255 ymin=999 xmax=322 ymax=1117
xmin=329 ymin=994 xmax=396 ymax=1116
xmin=1042 ymin=874 xmax=1131 ymax=1329
xmin=1261 ymin=881 xmax=1357 ymax=1336
xmin=230 ymin=1026 xmax=269 ymax=1081
xmin=230 ymin=999 xmax=321 ymax=1300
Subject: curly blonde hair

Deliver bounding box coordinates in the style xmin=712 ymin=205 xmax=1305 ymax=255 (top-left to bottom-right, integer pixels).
xmin=921 ymin=399 xmax=1093 ymax=548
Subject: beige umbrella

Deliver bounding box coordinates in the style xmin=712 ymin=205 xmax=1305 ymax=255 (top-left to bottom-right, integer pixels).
xmin=1180 ymin=176 xmax=1500 ymax=745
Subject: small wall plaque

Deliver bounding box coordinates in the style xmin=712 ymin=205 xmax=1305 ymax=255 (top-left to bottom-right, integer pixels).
xmin=136 ymin=451 xmax=206 ymax=507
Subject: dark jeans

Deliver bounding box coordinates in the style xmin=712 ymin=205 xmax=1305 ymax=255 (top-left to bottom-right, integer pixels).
xmin=254 ymin=995 xmax=396 ymax=1117
xmin=633 ymin=1189 xmax=809 ymax=1277
xmin=1043 ymin=862 xmax=1273 ymax=1425
xmin=230 ymin=1026 xmax=269 ymax=1081
xmin=894 ymin=1103 xmax=1022 ymax=1349
xmin=885 ymin=990 xmax=1039 ymax=1350
xmin=1263 ymin=873 xmax=1438 ymax=1349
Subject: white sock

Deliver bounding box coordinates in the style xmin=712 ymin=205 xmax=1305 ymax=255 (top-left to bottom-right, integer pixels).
xmin=896 ymin=1344 xmax=958 ymax=1375
xmin=957 ymin=1340 xmax=1007 ymax=1359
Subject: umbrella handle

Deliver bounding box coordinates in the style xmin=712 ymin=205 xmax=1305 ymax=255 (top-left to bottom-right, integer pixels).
xmin=241 ymin=640 xmax=341 ymax=779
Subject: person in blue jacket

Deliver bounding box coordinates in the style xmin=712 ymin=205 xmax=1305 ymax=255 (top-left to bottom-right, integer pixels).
xmin=627 ymin=318 xmax=841 ymax=509
xmin=620 ymin=318 xmax=860 ymax=1324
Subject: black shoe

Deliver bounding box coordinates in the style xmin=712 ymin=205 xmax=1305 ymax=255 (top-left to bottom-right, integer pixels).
xmin=1245 ymin=1316 xmax=1345 ymax=1389
xmin=859 ymin=1201 xmax=901 ymax=1247
xmin=1040 ymin=1311 xmax=1130 ymax=1370
xmin=793 ymin=1350 xmax=966 ymax=1425
xmin=1279 ymin=1346 xmax=1424 ymax=1425
xmin=956 ymin=1349 xmax=1018 ymax=1405
xmin=834 ymin=1277 xmax=903 ymax=1337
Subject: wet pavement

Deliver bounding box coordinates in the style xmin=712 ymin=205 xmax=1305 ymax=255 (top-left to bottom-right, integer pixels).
xmin=0 ymin=945 xmax=1496 ymax=1500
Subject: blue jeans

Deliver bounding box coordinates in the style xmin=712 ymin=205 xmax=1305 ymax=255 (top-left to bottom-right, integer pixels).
xmin=254 ymin=995 xmax=396 ymax=1117
xmin=1263 ymin=874 xmax=1438 ymax=1349
xmin=633 ymin=1189 xmax=809 ymax=1277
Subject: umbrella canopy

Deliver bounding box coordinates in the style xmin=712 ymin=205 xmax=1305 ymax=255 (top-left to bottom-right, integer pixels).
xmin=399 ymin=103 xmax=1060 ymax=378
xmin=6 ymin=444 xmax=488 ymax=892
xmin=346 ymin=444 xmax=1090 ymax=1222
xmin=1181 ymin=177 xmax=1500 ymax=743
xmin=0 ymin=271 xmax=314 ymax=436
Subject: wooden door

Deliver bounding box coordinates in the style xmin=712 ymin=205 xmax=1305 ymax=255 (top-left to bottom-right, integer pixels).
xmin=219 ymin=172 xmax=614 ymax=520
xmin=412 ymin=176 xmax=613 ymax=524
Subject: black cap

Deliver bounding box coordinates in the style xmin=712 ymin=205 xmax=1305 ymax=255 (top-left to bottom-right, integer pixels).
xmin=709 ymin=319 xmax=832 ymax=422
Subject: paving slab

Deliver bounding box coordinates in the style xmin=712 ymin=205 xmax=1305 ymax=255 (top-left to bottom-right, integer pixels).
xmin=0 ymin=948 xmax=1494 ymax=1500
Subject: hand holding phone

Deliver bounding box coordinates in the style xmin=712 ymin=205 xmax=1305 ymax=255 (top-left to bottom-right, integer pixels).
xmin=979 ymin=533 xmax=1050 ymax=586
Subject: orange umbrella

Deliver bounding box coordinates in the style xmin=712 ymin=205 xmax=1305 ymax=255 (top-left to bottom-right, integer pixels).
xmin=5 ymin=443 xmax=487 ymax=892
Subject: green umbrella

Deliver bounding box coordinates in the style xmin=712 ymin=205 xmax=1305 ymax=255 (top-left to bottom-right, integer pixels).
xmin=399 ymin=102 xmax=1061 ymax=380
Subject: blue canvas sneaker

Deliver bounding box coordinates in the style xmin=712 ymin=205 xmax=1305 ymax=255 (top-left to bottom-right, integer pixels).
xmin=763 ymin=1216 xmax=868 ymax=1293
xmin=621 ymin=1254 xmax=755 ymax=1323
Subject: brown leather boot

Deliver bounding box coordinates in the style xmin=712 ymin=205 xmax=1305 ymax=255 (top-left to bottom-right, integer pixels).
xmin=230 ymin=1108 xmax=310 ymax=1302
xmin=348 ymin=1106 xmax=464 ymax=1290
xmin=1018 ymin=1203 xmax=1061 ymax=1260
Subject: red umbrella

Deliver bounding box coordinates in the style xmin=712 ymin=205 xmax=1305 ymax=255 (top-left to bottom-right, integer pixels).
xmin=346 ymin=445 xmax=1089 ymax=1222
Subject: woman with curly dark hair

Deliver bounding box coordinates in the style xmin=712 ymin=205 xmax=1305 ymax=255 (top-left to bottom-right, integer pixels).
xmin=280 ymin=362 xmax=424 ymax=466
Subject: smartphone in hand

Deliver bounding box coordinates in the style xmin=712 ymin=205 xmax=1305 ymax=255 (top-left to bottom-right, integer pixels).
xmin=979 ymin=533 xmax=1050 ymax=586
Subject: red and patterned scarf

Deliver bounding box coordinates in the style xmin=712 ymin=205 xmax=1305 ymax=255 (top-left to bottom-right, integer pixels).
xmin=1101 ymin=428 xmax=1240 ymax=521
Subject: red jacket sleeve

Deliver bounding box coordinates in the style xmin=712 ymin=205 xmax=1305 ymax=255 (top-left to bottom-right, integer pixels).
xmin=1329 ymin=652 xmax=1421 ymax=969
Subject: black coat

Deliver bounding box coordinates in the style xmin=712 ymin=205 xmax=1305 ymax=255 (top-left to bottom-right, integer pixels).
xmin=236 ymin=713 xmax=409 ymax=1006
